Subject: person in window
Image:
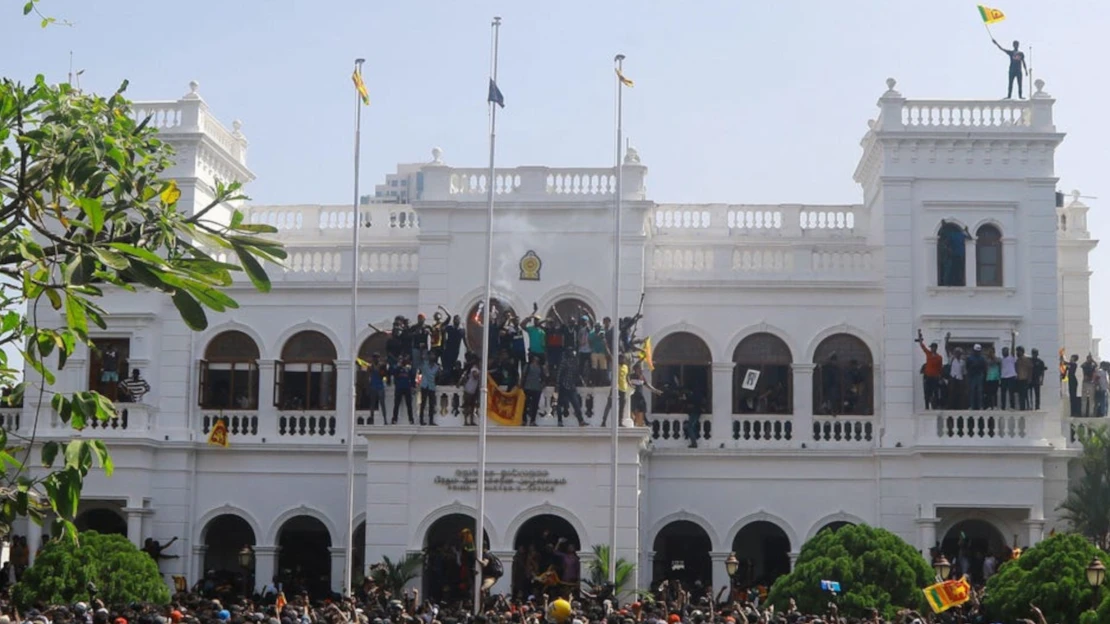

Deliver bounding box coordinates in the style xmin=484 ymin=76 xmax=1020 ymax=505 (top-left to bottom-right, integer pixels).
xmin=390 ymin=355 xmax=414 ymax=425
xmin=118 ymin=368 xmax=150 ymax=403
xmin=938 ymin=220 xmax=972 ymax=287
xmin=991 ymin=38 xmax=1028 ymax=99
xmin=916 ymin=330 xmax=943 ymax=409
xmin=684 ymin=384 xmax=705 ymax=448
xmin=99 ymin=345 xmax=121 ymax=400
xmin=845 ymin=359 xmax=867 ymax=414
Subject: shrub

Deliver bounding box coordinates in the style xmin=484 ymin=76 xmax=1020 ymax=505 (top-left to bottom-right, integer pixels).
xmin=12 ymin=531 xmax=170 ymax=608
xmin=767 ymin=524 xmax=932 ymax=620
xmin=984 ymin=533 xmax=1106 ymax=624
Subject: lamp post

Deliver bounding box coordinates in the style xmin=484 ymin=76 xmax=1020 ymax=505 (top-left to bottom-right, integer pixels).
xmin=932 ymin=555 xmax=951 ymax=581
xmin=725 ymin=552 xmax=739 ymax=598
xmin=1087 ymin=557 xmax=1105 ymax=608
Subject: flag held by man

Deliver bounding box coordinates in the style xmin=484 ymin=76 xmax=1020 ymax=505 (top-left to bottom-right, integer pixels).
xmin=486 ymin=375 xmax=523 ymax=425
xmin=977 ymin=4 xmax=1005 ymax=24
xmin=923 ymin=578 xmax=971 ymax=613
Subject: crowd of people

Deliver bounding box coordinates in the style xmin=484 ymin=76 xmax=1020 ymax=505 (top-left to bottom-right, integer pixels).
xmin=916 ymin=330 xmax=1050 ymax=411
xmin=358 ymin=302 xmax=662 ymax=428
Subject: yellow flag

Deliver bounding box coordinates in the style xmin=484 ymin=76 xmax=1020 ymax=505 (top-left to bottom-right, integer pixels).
xmin=640 ymin=337 xmax=655 ymax=371
xmin=207 ymin=419 xmax=230 ymax=447
xmin=615 ymin=68 xmax=634 ymax=88
xmin=160 ymin=180 xmax=181 ymax=205
xmin=352 ymin=65 xmax=370 ymax=106
xmin=977 ymin=4 xmax=1005 ymax=24
xmin=486 ymin=375 xmax=524 ymax=426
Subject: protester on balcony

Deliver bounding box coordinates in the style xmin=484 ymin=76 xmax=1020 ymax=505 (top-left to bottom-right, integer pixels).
xmin=1095 ymin=362 xmax=1109 ymax=418
xmin=1015 ymin=346 xmax=1033 ymax=411
xmin=442 ymin=314 xmax=464 ymax=370
xmin=365 ymin=353 xmax=388 ymax=424
xmin=628 ymin=362 xmax=661 ymax=427
xmin=389 ymin=355 xmax=415 ymax=425
xmin=545 ymin=316 xmax=565 ymax=382
xmin=601 ymin=354 xmax=629 ymax=427
xmin=1082 ymin=353 xmax=1098 ymax=417
xmin=493 ymin=349 xmax=519 ymax=389
xmin=460 ymin=362 xmax=480 ymax=427
xmin=418 ymin=355 xmax=440 ymax=426
xmin=521 ymin=304 xmax=546 ymax=364
xmin=117 ymin=368 xmax=151 ymax=403
xmin=1029 ymin=348 xmax=1046 ymax=410
xmin=965 ymin=345 xmax=987 ymax=411
xmin=554 ymin=351 xmax=587 ymax=427
xmin=991 ymin=38 xmax=1028 ymax=99
xmin=916 ymin=330 xmax=943 ymax=409
xmin=408 ymin=313 xmax=430 ymax=369
xmin=1063 ymin=353 xmax=1081 ymax=416
xmin=589 ymin=321 xmax=610 ymax=386
xmin=429 ymin=307 xmax=450 ymax=363
xmin=507 ymin=316 xmax=527 ymax=378
xmin=947 ymin=347 xmax=967 ymax=410
xmin=999 ymin=345 xmax=1017 ymax=410
xmin=385 ymin=318 xmax=405 ymax=366
xmin=985 ymin=346 xmax=1002 ymax=410
xmin=519 ymin=354 xmax=545 ymax=426
xmin=684 ymin=384 xmax=705 ymax=448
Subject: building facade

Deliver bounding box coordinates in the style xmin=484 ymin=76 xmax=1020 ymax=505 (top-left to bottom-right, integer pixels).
xmin=10 ymin=77 xmax=1100 ymax=597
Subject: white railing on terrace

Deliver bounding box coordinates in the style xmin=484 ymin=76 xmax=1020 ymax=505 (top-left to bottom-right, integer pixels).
xmin=652 ymin=204 xmax=865 ymax=239
xmin=647 ymin=413 xmax=874 ymax=450
xmin=211 ymin=246 xmax=420 ymax=282
xmin=649 ymin=245 xmax=881 ymax=281
xmin=133 ymin=91 xmax=247 ymax=165
xmin=916 ymin=410 xmax=1049 ymax=446
xmin=244 ymin=205 xmax=419 ymax=241
xmin=419 ymin=165 xmax=647 ymax=202
xmin=873 ymin=79 xmax=1055 ymax=133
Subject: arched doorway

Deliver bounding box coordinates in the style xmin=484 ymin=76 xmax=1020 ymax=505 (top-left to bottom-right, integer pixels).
xmin=276 ymin=515 xmax=332 ymax=597
xmin=814 ymin=521 xmax=853 ymax=537
xmin=940 ymin=519 xmax=1007 ymax=584
xmin=75 ymin=508 xmax=127 ymax=536
xmin=546 ymin=298 xmax=596 ymax=325
xmin=733 ymin=333 xmax=792 ymax=414
xmin=422 ymin=514 xmax=491 ymax=603
xmin=652 ymin=521 xmax=712 ymax=588
xmin=812 ymin=333 xmax=873 ymax=416
xmin=465 ymin=298 xmax=517 ymax=356
xmin=652 ymin=332 xmax=712 ymax=414
xmin=731 ymin=521 xmax=791 ymax=588
xmin=202 ymin=514 xmax=256 ymax=593
xmin=513 ymin=514 xmax=582 ymax=598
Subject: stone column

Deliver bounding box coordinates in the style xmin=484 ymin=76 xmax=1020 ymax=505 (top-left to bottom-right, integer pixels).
xmin=711 ymin=363 xmax=734 ymax=444
xmin=192 ymin=545 xmax=208 ymax=585
xmin=254 ymin=546 xmax=279 ymax=594
xmin=26 ymin=519 xmax=42 ymax=565
xmin=710 ymin=551 xmax=732 ymax=596
xmin=788 ymin=551 xmax=800 ymax=571
xmin=330 ymin=547 xmax=346 ymax=594
xmin=792 ymin=364 xmax=815 ymax=444
xmin=916 ymin=517 xmax=939 ymax=562
xmin=963 ymin=236 xmax=975 ymax=287
xmin=124 ymin=506 xmax=146 ymax=548
xmin=1023 ymin=519 xmax=1045 ymax=548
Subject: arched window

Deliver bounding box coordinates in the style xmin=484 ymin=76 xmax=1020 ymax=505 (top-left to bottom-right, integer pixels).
xmin=546 ymin=298 xmax=597 ymax=325
xmin=936 ymin=221 xmax=970 ymax=287
xmin=356 ymin=332 xmax=390 ymax=410
xmin=651 ymin=332 xmax=712 ymax=414
xmin=199 ymin=331 xmax=260 ymax=410
xmin=275 ymin=331 xmax=337 ymax=411
xmin=975 ymin=224 xmax=1003 ymax=287
xmin=465 ymin=298 xmax=517 ymax=357
xmin=812 ymin=333 xmax=873 ymax=416
xmin=733 ymin=333 xmax=792 ymax=414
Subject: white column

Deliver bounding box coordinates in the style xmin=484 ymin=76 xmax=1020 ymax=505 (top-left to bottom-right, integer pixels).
xmin=192 ymin=545 xmax=208 ymax=584
xmin=258 ymin=361 xmax=275 ymax=411
xmin=1023 ymin=519 xmax=1045 ymax=548
xmin=330 ymin=547 xmax=346 ymax=594
xmin=26 ymin=519 xmax=42 ymax=565
xmin=710 ymin=551 xmax=731 ymax=596
xmin=124 ymin=506 xmax=145 ymax=547
xmin=711 ymin=363 xmax=733 ymax=444
xmin=916 ymin=517 xmax=939 ymax=561
xmin=1002 ymin=237 xmax=1017 ymax=289
xmin=254 ymin=546 xmax=278 ymax=593
xmin=788 ymin=551 xmax=800 ymax=571
xmin=964 ymin=236 xmax=975 ymax=287
xmin=492 ymin=550 xmax=514 ymax=595
xmin=792 ymin=364 xmax=815 ymax=444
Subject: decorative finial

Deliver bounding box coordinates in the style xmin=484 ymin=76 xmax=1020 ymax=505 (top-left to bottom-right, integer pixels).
xmin=624 ymin=145 xmax=641 ymax=165
xmin=1034 ymin=79 xmax=1045 ymax=94
xmin=232 ymin=120 xmax=243 ymax=133
xmin=431 ymin=147 xmax=444 ymax=165
xmin=189 ymin=80 xmax=199 ymax=94
xmin=886 ymin=78 xmax=896 ymax=91
xmin=1072 ymin=189 xmax=1081 ymax=200
xmin=867 ymin=119 xmax=876 ymax=129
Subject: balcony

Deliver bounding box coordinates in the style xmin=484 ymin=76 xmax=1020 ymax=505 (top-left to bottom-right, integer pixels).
xmin=418 ymin=165 xmax=648 ymax=204
xmin=14 ymin=402 xmax=154 ymax=439
xmin=915 ymin=410 xmax=1051 ymax=447
xmin=647 ymin=413 xmax=875 ymax=451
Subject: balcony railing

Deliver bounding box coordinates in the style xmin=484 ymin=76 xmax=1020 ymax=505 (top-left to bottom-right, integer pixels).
xmin=916 ymin=410 xmax=1049 ymax=445
xmin=648 ymin=413 xmax=875 ymax=450
xmin=651 ymin=204 xmax=867 ymax=240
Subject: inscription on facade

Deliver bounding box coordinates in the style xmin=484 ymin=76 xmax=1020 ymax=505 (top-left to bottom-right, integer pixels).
xmin=434 ymin=469 xmax=567 ymax=493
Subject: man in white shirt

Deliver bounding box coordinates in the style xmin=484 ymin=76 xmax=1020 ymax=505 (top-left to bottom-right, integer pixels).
xmin=1000 ymin=347 xmax=1018 ymax=410
xmin=948 ymin=348 xmax=967 ymax=409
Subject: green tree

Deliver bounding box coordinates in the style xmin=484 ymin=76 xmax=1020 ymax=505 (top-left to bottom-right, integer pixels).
xmin=586 ymin=544 xmax=636 ymax=595
xmin=766 ymin=524 xmax=932 ymax=620
xmin=12 ymin=530 xmax=170 ymax=607
xmin=0 ymin=77 xmax=283 ymax=539
xmin=984 ymin=533 xmax=1107 ymax=624
xmin=370 ymin=553 xmax=424 ymax=596
xmin=1060 ymin=425 xmax=1110 ymax=549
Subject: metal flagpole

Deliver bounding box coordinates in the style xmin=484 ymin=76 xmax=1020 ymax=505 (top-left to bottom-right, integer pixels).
xmin=474 ymin=15 xmax=501 ymax=614
xmin=342 ymin=57 xmax=366 ymax=598
xmin=608 ymin=53 xmax=626 ymax=588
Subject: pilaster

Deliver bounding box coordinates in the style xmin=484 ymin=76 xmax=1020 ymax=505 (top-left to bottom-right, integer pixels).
xmin=254 ymin=546 xmax=279 ymax=594
xmin=792 ymin=364 xmax=815 ymax=440
xmin=711 ymin=363 xmax=733 ymax=441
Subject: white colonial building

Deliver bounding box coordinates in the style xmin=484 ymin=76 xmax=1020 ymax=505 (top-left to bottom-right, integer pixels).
xmin=8 ymin=77 xmax=1101 ymax=598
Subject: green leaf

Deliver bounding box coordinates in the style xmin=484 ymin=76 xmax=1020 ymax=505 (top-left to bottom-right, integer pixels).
xmin=76 ymin=197 xmax=104 ymax=234
xmin=234 ymin=246 xmax=272 ymax=293
xmin=90 ymin=440 xmax=113 ymax=476
xmin=108 ymin=243 xmax=167 ymax=267
xmin=41 ymin=441 xmax=59 ymax=468
xmin=171 ymin=289 xmax=207 ymax=330
xmin=23 ymin=2 xmax=33 ymax=15
xmin=44 ymin=287 xmax=62 ymax=310
xmin=64 ymin=294 xmax=88 ymax=338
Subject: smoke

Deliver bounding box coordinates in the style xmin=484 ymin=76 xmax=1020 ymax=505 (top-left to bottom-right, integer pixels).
xmin=489 ymin=212 xmax=552 ymax=296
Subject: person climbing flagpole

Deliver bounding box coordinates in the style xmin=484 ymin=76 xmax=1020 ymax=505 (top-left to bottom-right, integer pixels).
xmin=609 ymin=53 xmax=633 ymax=587
xmin=343 ymin=57 xmax=370 ymax=597
xmin=474 ymin=15 xmax=504 ymax=614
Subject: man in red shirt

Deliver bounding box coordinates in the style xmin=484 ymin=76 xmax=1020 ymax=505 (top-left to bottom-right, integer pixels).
xmin=916 ymin=329 xmax=943 ymax=409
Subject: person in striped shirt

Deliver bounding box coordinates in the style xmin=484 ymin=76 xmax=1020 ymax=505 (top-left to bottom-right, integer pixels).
xmin=118 ymin=368 xmax=150 ymax=403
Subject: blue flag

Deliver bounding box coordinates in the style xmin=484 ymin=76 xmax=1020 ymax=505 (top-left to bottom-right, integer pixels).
xmin=488 ymin=79 xmax=505 ymax=108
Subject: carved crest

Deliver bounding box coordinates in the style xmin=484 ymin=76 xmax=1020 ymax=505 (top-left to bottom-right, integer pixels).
xmin=519 ymin=250 xmax=542 ymax=281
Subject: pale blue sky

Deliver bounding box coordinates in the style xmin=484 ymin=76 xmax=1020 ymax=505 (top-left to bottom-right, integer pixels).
xmin=4 ymin=0 xmax=1108 ymax=346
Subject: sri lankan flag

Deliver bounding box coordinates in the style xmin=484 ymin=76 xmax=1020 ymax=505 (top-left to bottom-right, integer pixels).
xmin=352 ymin=65 xmax=370 ymax=106
xmin=923 ymin=578 xmax=971 ymax=613
xmin=486 ymin=375 xmax=525 ymax=426
xmin=977 ymin=5 xmax=1005 ymax=24
xmin=207 ymin=418 xmax=230 ymax=447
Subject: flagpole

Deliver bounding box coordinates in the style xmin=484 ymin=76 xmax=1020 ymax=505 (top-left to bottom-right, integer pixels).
xmin=608 ymin=53 xmax=626 ymax=588
xmin=474 ymin=15 xmax=501 ymax=615
xmin=342 ymin=57 xmax=366 ymax=598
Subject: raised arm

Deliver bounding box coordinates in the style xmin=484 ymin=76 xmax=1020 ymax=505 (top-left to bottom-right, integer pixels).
xmin=992 ymin=38 xmax=1007 ymax=53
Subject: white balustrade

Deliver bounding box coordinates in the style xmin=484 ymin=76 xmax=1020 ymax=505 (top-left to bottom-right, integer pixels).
xmin=133 ymin=104 xmax=183 ymax=129
xmin=732 ymin=248 xmax=792 ymax=273
xmin=245 ymin=205 xmax=420 ymax=238
xmin=653 ymin=204 xmax=863 ymax=239
xmin=811 ymin=416 xmax=873 ymax=445
xmin=728 ymin=208 xmax=782 ymax=231
xmin=652 ymin=248 xmax=714 ymax=273
xmin=284 ymin=250 xmax=342 ymax=274
xmin=919 ymin=410 xmax=1047 ymax=445
xmin=360 ymin=251 xmax=419 ymax=274
xmin=810 ymin=249 xmax=874 ymax=272
xmin=900 ymin=101 xmax=1031 ymax=129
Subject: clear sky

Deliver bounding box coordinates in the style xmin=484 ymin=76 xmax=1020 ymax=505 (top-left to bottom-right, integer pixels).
xmin=4 ymin=0 xmax=1108 ymax=347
